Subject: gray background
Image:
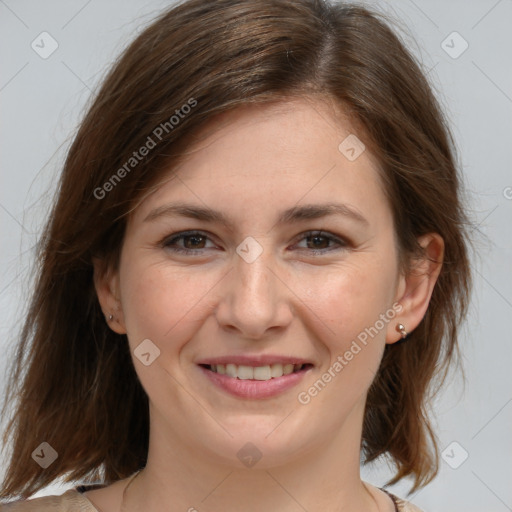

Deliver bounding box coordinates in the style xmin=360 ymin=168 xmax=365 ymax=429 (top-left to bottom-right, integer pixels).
xmin=1 ymin=0 xmax=511 ymax=510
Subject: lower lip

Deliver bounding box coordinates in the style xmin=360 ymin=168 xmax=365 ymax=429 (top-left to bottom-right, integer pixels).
xmin=198 ymin=365 xmax=311 ymax=399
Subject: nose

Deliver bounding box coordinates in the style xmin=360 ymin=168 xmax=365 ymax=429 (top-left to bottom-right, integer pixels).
xmin=214 ymin=246 xmax=293 ymax=340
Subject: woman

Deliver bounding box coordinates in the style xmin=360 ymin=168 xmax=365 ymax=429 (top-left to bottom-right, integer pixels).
xmin=0 ymin=0 xmax=471 ymax=510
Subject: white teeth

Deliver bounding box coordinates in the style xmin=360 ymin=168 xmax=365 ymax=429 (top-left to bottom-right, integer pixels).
xmin=209 ymin=363 xmax=305 ymax=380
xmin=253 ymin=366 xmax=272 ymax=380
xmin=237 ymin=365 xmax=254 ymax=380
xmin=283 ymin=363 xmax=294 ymax=375
xmin=226 ymin=363 xmax=237 ymax=378
xmin=270 ymin=364 xmax=283 ymax=377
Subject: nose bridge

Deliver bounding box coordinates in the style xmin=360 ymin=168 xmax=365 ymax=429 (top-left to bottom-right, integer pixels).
xmin=238 ymin=247 xmax=272 ymax=294
xmin=234 ymin=234 xmax=275 ymax=292
xmin=217 ymin=240 xmax=290 ymax=338
xmin=234 ymin=244 xmax=276 ymax=310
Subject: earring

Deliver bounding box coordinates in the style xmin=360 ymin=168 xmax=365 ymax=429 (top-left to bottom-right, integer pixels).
xmin=107 ymin=314 xmax=113 ymax=322
xmin=396 ymin=323 xmax=408 ymax=339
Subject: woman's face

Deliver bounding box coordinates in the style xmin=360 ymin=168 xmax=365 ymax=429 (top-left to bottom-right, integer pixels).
xmin=105 ymin=97 xmax=409 ymax=468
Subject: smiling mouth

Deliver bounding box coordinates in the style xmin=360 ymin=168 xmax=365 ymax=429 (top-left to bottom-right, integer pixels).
xmin=199 ymin=363 xmax=313 ymax=381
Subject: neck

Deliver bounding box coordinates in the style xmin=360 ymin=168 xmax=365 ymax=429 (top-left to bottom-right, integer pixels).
xmin=123 ymin=402 xmax=384 ymax=512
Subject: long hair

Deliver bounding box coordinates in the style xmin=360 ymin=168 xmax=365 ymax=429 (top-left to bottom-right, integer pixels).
xmin=0 ymin=0 xmax=471 ymax=499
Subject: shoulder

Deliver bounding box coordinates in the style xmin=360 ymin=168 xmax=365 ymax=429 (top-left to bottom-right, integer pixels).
xmin=0 ymin=490 xmax=99 ymax=512
xmin=394 ymin=495 xmax=424 ymax=512
xmin=377 ymin=487 xmax=423 ymax=512
xmin=369 ymin=483 xmax=423 ymax=512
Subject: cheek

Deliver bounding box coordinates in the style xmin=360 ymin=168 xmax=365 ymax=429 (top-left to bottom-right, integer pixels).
xmin=298 ymin=266 xmax=396 ymax=414
xmin=312 ymin=261 xmax=396 ymax=340
xmin=119 ymin=257 xmax=220 ymax=350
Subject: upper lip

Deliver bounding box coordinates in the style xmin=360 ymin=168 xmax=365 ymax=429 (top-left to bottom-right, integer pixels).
xmin=196 ymin=355 xmax=314 ymax=367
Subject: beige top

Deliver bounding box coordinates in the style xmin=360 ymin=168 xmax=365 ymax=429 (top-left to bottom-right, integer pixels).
xmin=0 ymin=488 xmax=424 ymax=512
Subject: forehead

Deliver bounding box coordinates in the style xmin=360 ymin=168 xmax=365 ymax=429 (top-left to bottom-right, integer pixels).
xmin=130 ymin=96 xmax=389 ymax=229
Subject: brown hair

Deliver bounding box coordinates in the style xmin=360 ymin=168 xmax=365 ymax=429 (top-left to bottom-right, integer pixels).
xmin=0 ymin=0 xmax=471 ymax=499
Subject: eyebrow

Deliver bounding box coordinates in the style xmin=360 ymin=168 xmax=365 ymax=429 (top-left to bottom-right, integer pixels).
xmin=143 ymin=201 xmax=369 ymax=228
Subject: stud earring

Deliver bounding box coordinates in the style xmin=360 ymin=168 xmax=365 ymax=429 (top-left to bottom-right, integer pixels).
xmin=107 ymin=314 xmax=113 ymax=322
xmin=396 ymin=323 xmax=408 ymax=339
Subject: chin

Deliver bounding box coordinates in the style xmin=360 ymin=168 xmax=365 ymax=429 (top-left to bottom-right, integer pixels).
xmin=199 ymin=420 xmax=318 ymax=469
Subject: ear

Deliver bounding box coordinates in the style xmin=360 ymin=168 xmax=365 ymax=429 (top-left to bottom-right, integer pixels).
xmin=92 ymin=257 xmax=127 ymax=335
xmin=386 ymin=233 xmax=444 ymax=344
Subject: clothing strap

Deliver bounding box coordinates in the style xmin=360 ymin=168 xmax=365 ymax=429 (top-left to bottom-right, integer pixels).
xmin=76 ymin=483 xmax=104 ymax=493
xmin=380 ymin=487 xmax=400 ymax=511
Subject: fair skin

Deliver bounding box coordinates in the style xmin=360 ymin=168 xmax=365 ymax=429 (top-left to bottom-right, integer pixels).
xmin=90 ymin=97 xmax=443 ymax=512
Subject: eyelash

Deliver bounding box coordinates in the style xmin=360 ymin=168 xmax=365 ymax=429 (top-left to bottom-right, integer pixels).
xmin=160 ymin=230 xmax=348 ymax=256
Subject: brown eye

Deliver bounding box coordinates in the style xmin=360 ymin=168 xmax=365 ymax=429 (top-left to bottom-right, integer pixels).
xmin=162 ymin=231 xmax=215 ymax=254
xmin=305 ymin=233 xmax=330 ymax=250
xmin=294 ymin=230 xmax=347 ymax=254
xmin=181 ymin=234 xmax=207 ymax=249
xmin=161 ymin=229 xmax=348 ymax=256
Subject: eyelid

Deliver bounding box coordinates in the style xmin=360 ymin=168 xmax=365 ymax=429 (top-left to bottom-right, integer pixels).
xmin=160 ymin=230 xmax=218 ymax=251
xmin=160 ymin=229 xmax=350 ymax=256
